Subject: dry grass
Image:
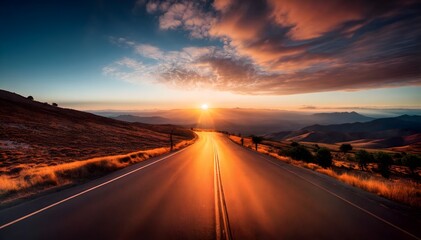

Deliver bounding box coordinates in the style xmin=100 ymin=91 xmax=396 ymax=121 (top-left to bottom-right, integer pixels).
xmin=316 ymin=168 xmax=421 ymax=208
xmin=0 ymin=138 xmax=195 ymax=202
xmin=229 ymin=135 xmax=421 ymax=208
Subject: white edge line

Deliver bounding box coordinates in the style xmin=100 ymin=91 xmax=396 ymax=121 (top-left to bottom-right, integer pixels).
xmin=0 ymin=147 xmax=190 ymax=230
xmin=257 ymin=155 xmax=420 ymax=240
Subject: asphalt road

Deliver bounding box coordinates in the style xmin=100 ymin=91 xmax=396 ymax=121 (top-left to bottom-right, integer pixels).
xmin=0 ymin=132 xmax=420 ymax=239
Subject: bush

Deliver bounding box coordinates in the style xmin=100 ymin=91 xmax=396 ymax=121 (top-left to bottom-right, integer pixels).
xmin=316 ymin=148 xmax=333 ymax=168
xmin=339 ymin=144 xmax=352 ymax=153
xmin=251 ymin=136 xmax=263 ymax=151
xmin=313 ymin=144 xmax=320 ymax=152
xmin=355 ymin=150 xmax=373 ymax=170
xmin=52 ymin=103 xmax=58 ymax=107
xmin=278 ymin=149 xmax=289 ymax=157
xmin=346 ymin=154 xmax=355 ymax=162
xmin=402 ymin=154 xmax=421 ymax=175
xmin=375 ymin=152 xmax=393 ymax=178
xmin=27 ymin=96 xmax=34 ymax=100
xmin=286 ymin=145 xmax=313 ymax=162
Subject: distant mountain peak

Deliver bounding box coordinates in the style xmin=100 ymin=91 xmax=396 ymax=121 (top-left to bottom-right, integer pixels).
xmin=310 ymin=111 xmax=373 ymax=124
xmin=313 ymin=111 xmax=364 ymax=116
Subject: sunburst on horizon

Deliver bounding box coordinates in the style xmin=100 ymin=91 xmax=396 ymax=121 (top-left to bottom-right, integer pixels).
xmin=201 ymin=104 xmax=209 ymax=110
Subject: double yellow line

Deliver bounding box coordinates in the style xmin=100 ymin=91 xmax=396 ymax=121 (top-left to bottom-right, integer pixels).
xmin=212 ymin=139 xmax=232 ymax=240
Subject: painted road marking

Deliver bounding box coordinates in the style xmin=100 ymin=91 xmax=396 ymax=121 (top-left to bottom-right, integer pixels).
xmin=256 ymin=154 xmax=420 ymax=240
xmin=212 ymin=138 xmax=232 ymax=240
xmin=0 ymin=146 xmax=191 ymax=230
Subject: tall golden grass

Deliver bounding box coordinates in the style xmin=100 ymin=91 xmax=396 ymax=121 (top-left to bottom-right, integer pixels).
xmin=0 ymin=138 xmax=195 ymax=199
xmin=229 ymin=135 xmax=421 ymax=208
xmin=313 ymin=166 xmax=421 ymax=208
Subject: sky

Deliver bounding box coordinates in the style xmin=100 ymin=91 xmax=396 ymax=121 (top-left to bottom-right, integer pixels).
xmin=0 ymin=0 xmax=420 ymax=110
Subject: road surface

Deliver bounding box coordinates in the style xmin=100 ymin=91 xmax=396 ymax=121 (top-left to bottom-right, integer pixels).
xmin=0 ymin=132 xmax=420 ymax=239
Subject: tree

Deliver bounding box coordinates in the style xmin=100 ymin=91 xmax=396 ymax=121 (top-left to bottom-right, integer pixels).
xmin=27 ymin=96 xmax=34 ymax=101
xmin=355 ymin=150 xmax=372 ymax=170
xmin=287 ymin=145 xmax=313 ymax=162
xmin=251 ymin=136 xmax=263 ymax=151
xmin=402 ymin=154 xmax=420 ymax=176
xmin=375 ymin=152 xmax=393 ymax=178
xmin=316 ymin=148 xmax=333 ymax=168
xmin=169 ymin=128 xmax=174 ymax=151
xmin=52 ymin=102 xmax=58 ymax=107
xmin=339 ymin=144 xmax=353 ymax=154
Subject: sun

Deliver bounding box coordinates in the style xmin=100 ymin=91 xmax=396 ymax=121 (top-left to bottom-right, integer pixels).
xmin=201 ymin=104 xmax=209 ymax=110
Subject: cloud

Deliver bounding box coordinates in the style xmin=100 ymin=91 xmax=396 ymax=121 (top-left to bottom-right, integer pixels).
xmin=109 ymin=37 xmax=135 ymax=47
xmin=208 ymin=0 xmax=418 ymax=69
xmin=300 ymin=105 xmax=317 ymax=110
xmin=150 ymin=1 xmax=215 ymax=38
xmin=104 ymin=41 xmax=220 ymax=87
xmin=118 ymin=0 xmax=421 ymax=95
xmin=269 ymin=0 xmax=401 ymax=40
xmin=103 ymin=57 xmax=157 ymax=84
xmin=145 ymin=1 xmax=159 ymax=13
xmin=135 ymin=44 xmax=164 ymax=60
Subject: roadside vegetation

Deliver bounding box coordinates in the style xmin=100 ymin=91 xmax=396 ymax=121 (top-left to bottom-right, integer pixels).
xmin=229 ymin=135 xmax=421 ymax=208
xmin=0 ymin=91 xmax=198 ymax=205
xmin=0 ymin=138 xmax=196 ymax=205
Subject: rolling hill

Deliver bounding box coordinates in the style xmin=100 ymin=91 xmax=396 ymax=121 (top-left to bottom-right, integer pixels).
xmin=266 ymin=115 xmax=421 ymax=150
xmin=310 ymin=111 xmax=373 ymax=124
xmin=0 ymin=90 xmax=194 ymax=174
xmin=113 ymin=115 xmax=173 ymax=125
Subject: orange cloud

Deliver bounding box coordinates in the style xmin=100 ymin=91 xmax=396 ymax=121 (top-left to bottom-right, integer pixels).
xmin=270 ymin=0 xmax=363 ymax=39
xmin=130 ymin=0 xmax=421 ymax=95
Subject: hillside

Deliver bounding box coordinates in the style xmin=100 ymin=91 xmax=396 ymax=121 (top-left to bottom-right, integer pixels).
xmin=303 ymin=115 xmax=421 ymax=133
xmin=266 ymin=115 xmax=421 ymax=150
xmin=113 ymin=115 xmax=172 ymax=124
xmin=310 ymin=111 xmax=373 ymax=124
xmin=0 ymin=90 xmax=194 ymax=174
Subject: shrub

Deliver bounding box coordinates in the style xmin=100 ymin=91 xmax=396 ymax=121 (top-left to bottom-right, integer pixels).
xmin=316 ymin=148 xmax=333 ymax=168
xmin=375 ymin=152 xmax=393 ymax=178
xmin=346 ymin=154 xmax=355 ymax=162
xmin=278 ymin=149 xmax=289 ymax=157
xmin=290 ymin=141 xmax=299 ymax=147
xmin=27 ymin=96 xmax=34 ymax=100
xmin=339 ymin=144 xmax=352 ymax=153
xmin=251 ymin=135 xmax=263 ymax=151
xmin=402 ymin=154 xmax=421 ymax=175
xmin=313 ymin=144 xmax=320 ymax=152
xmin=355 ymin=150 xmax=373 ymax=170
xmin=287 ymin=145 xmax=313 ymax=162
xmin=52 ymin=102 xmax=58 ymax=107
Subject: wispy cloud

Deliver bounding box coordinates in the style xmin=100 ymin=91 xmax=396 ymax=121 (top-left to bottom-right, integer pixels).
xmin=135 ymin=44 xmax=164 ymax=60
xmin=146 ymin=0 xmax=215 ymax=38
xmin=107 ymin=0 xmax=421 ymax=95
xmin=103 ymin=40 xmax=221 ymax=88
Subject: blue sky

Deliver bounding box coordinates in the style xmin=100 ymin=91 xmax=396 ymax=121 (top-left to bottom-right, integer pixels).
xmin=0 ymin=0 xmax=420 ymax=110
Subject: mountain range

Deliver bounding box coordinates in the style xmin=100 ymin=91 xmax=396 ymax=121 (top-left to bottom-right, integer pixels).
xmin=104 ymin=109 xmax=374 ymax=135
xmin=266 ymin=115 xmax=421 ymax=151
